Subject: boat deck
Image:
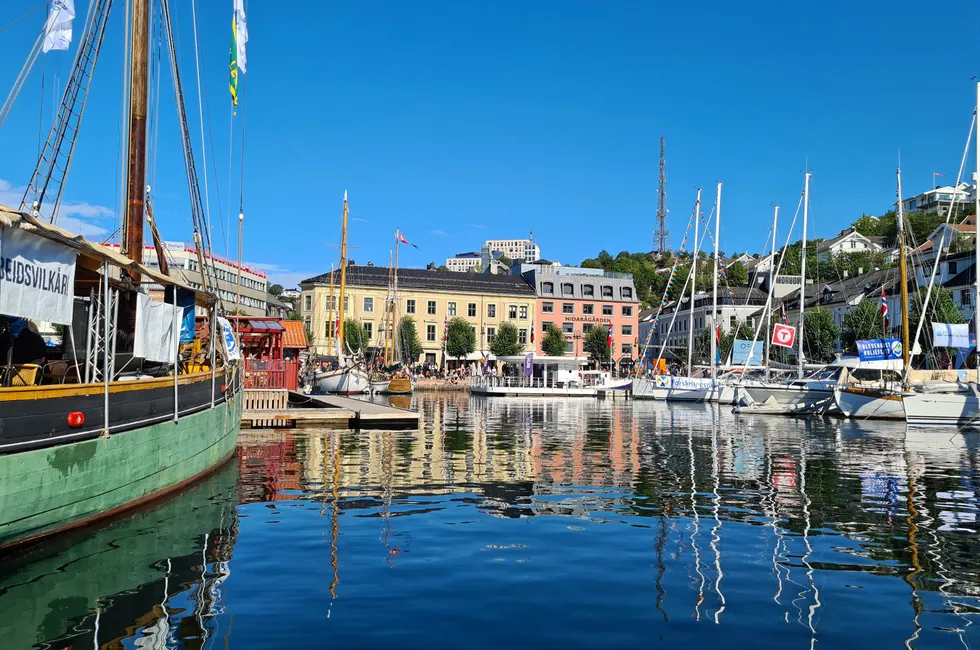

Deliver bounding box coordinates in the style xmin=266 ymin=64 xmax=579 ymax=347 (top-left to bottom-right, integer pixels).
xmin=241 ymin=390 xmax=419 ymax=429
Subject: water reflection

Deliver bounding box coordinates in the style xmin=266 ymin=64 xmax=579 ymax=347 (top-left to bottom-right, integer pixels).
xmin=2 ymin=395 xmax=980 ymax=648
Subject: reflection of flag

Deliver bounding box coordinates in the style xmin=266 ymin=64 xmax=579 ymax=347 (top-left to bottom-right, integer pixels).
xmin=397 ymin=231 xmax=419 ymax=249
xmin=42 ymin=0 xmax=75 ymax=53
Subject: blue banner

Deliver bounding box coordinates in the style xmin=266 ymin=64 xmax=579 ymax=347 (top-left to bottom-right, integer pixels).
xmin=731 ymin=339 xmax=763 ymax=366
xmin=856 ymin=338 xmax=903 ymax=361
xmin=523 ymin=353 xmax=534 ymax=377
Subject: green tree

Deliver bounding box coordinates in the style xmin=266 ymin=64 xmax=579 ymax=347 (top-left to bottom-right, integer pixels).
xmin=343 ymin=318 xmax=369 ymax=355
xmin=437 ymin=265 xmax=449 ymax=272
xmin=694 ymin=323 xmax=756 ymax=365
xmin=268 ymin=283 xmax=284 ymax=297
xmin=286 ymin=311 xmax=302 ymax=321
xmin=802 ymin=307 xmax=840 ymax=363
xmin=725 ymin=260 xmax=748 ymax=286
xmin=489 ymin=322 xmax=522 ymax=356
xmin=445 ymin=316 xmax=476 ymax=362
xmin=584 ymin=326 xmax=611 ymax=364
xmin=397 ymin=316 xmax=424 ymax=363
xmin=541 ymin=325 xmax=568 ymax=356
xmin=949 ymin=233 xmax=973 ymax=254
xmin=910 ymin=287 xmax=966 ymax=358
xmin=840 ymin=298 xmax=886 ymax=353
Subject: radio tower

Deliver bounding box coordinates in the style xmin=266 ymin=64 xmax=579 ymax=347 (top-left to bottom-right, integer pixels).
xmin=653 ymin=137 xmax=670 ymax=256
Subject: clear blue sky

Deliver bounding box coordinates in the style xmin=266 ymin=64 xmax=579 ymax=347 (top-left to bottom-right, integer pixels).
xmin=0 ymin=1 xmax=977 ymax=288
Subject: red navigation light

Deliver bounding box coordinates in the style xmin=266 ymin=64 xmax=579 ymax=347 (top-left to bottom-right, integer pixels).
xmin=221 ymin=385 xmax=227 ymax=393
xmin=67 ymin=412 xmax=85 ymax=428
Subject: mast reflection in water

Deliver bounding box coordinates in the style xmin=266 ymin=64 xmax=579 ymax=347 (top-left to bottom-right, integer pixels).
xmin=4 ymin=395 xmax=980 ymax=648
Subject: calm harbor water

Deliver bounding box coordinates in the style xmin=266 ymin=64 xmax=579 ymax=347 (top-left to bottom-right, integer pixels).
xmin=3 ymin=395 xmax=980 ymax=649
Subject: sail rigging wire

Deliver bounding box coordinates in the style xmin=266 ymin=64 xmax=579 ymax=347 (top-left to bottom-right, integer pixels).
xmin=196 ymin=41 xmax=230 ymax=261
xmin=0 ymin=1 xmax=47 ymax=36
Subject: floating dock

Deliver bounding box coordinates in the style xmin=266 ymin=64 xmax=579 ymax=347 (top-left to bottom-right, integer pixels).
xmin=242 ymin=389 xmax=419 ymax=429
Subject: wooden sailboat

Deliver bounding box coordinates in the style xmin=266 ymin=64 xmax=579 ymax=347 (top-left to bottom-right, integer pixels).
xmin=371 ymin=230 xmax=413 ymax=395
xmin=0 ymin=0 xmax=241 ymax=549
xmin=315 ymin=192 xmax=370 ymax=394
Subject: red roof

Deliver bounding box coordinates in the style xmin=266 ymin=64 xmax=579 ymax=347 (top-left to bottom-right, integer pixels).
xmin=282 ymin=319 xmax=309 ymax=349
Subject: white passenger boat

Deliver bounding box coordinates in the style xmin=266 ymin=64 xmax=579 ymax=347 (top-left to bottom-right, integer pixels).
xmin=315 ymin=365 xmax=371 ymax=394
xmin=469 ymin=356 xmax=631 ymax=397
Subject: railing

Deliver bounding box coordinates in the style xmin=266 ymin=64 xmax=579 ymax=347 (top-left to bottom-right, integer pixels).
xmin=244 ymin=359 xmax=285 ymax=389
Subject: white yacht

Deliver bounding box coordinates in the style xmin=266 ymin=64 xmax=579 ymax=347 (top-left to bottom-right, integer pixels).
xmin=469 ymin=356 xmax=631 ymax=397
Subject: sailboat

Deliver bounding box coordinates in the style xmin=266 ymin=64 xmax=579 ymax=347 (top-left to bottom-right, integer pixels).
xmin=314 ymin=192 xmax=371 ymax=395
xmin=0 ymin=0 xmax=241 ymax=548
xmin=370 ymin=230 xmax=413 ymax=395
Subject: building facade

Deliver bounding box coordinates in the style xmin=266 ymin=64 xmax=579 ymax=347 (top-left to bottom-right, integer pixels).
xmin=104 ymin=242 xmax=268 ymax=315
xmin=482 ymin=236 xmax=541 ymax=263
xmin=445 ymin=252 xmax=483 ymax=273
xmin=299 ymin=265 xmax=537 ymax=365
xmin=517 ymin=262 xmax=639 ymax=362
xmin=901 ymin=182 xmax=975 ymax=215
xmin=647 ymin=287 xmax=767 ymax=357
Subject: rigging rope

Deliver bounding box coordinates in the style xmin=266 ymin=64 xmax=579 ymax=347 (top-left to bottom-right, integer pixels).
xmin=0 ymin=1 xmax=47 ymax=36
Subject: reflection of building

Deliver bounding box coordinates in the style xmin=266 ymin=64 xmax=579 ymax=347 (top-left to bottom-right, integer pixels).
xmin=299 ymin=266 xmax=537 ymax=364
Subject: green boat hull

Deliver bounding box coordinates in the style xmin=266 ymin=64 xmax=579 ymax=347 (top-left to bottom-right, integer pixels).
xmin=0 ymin=393 xmax=241 ymax=548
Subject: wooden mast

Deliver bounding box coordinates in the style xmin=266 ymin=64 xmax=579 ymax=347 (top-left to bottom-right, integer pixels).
xmin=123 ymin=0 xmax=150 ymax=280
xmin=327 ymin=263 xmax=335 ymax=355
xmin=897 ymin=168 xmax=911 ymax=388
xmin=337 ymin=191 xmax=349 ymax=355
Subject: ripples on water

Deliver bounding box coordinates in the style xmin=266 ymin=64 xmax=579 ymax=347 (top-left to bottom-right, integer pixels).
xmin=2 ymin=395 xmax=980 ymax=649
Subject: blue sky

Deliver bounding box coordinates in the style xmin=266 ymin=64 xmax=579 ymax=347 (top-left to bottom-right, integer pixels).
xmin=0 ymin=1 xmax=978 ymax=288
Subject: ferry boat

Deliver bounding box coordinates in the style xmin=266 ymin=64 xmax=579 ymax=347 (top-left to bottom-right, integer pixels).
xmin=468 ymin=356 xmax=631 ymax=397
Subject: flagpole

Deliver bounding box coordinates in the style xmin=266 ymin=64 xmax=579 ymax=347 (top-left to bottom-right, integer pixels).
xmin=765 ymin=205 xmax=779 ymax=383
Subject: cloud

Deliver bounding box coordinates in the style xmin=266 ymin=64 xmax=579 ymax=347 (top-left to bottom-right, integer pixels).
xmin=431 ymin=229 xmax=449 ymax=236
xmin=245 ymin=261 xmax=318 ymax=289
xmin=0 ymin=177 xmax=114 ymax=225
xmin=350 ymin=217 xmax=369 ymax=222
xmin=468 ymin=224 xmax=487 ymax=229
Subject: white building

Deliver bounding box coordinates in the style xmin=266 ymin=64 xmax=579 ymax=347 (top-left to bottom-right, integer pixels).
xmin=482 ymin=234 xmax=541 ymax=263
xmin=902 ymin=181 xmax=975 ymax=215
xmin=816 ymin=229 xmax=887 ymax=260
xmin=446 ymin=251 xmax=483 ymax=273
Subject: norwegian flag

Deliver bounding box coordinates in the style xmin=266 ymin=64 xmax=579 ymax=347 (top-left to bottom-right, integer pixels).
xmin=606 ymin=328 xmax=613 ymax=349
xmin=396 ymin=230 xmax=420 ymax=250
xmin=780 ymin=303 xmax=789 ymax=325
xmin=881 ymin=288 xmax=889 ymax=330
xmin=530 ymin=322 xmax=535 ymax=343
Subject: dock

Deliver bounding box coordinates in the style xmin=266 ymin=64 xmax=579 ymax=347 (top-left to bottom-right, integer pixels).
xmin=241 ymin=389 xmax=419 ymax=429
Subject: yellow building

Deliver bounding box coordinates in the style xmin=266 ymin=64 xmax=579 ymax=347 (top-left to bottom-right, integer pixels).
xmin=299 ymin=265 xmax=537 ymax=365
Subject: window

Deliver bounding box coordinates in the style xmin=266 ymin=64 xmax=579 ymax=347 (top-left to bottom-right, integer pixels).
xmin=425 ymin=352 xmax=436 ymax=364
xmin=562 ymin=322 xmax=574 ymax=335
xmin=583 ymin=323 xmax=594 ymax=334
xmin=486 ymin=327 xmax=495 ymax=343
xmin=961 ymin=289 xmax=971 ymax=305
xmin=518 ymin=329 xmax=528 ymax=345
xmin=326 ymin=320 xmax=335 ymax=338
xmin=622 ymin=305 xmax=633 ymax=317
xmin=407 ymin=299 xmax=416 ymax=314
xmin=561 ymin=282 xmax=574 ymax=296
xmin=583 ymin=304 xmax=594 ymax=315
xmin=582 ymin=284 xmax=594 ymax=297
xmin=487 ymin=303 xmax=496 ymax=318
xmin=344 ymin=296 xmax=349 ymax=312
xmin=427 ymin=324 xmax=437 ymax=341
xmin=304 ymin=295 xmax=312 ymax=311
xmin=428 ymin=300 xmax=437 ymax=315
xmin=849 ymin=240 xmax=856 ymax=249
xmin=949 ymin=261 xmax=959 ymax=274
xmin=543 ymin=321 xmax=555 ymax=331
xmin=363 ymin=297 xmax=374 ymax=312
xmin=304 ymin=316 xmax=311 ymax=331
xmin=542 ymin=282 xmax=554 ymax=295
xmin=562 ymin=303 xmax=574 ymax=315
xmin=621 ymin=287 xmax=633 ymax=300
xmin=622 ymin=324 xmax=633 ymax=336
xmin=601 ymin=285 xmax=613 ymax=298
xmin=363 ymin=322 xmax=373 ymax=339
xmin=566 ymin=340 xmax=574 ymax=353
xmin=621 ymin=343 xmax=633 ymax=356
xmin=464 ymin=303 xmax=475 ymax=318
xmin=509 ymin=304 xmax=518 ymax=319
xmin=542 ymin=302 xmax=554 ymax=314
xmin=519 ymin=305 xmax=528 ymax=320
xmin=448 ymin=302 xmax=457 ymax=316
xmin=602 ymin=305 xmax=613 ymax=316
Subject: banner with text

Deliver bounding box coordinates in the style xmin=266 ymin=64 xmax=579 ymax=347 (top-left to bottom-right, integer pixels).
xmin=218 ymin=316 xmax=241 ymax=361
xmin=732 ymin=339 xmax=763 ymax=366
xmin=932 ymin=322 xmax=970 ymax=348
xmin=0 ymin=227 xmax=76 ymax=325
xmin=856 ymin=338 xmax=903 ymax=362
xmin=523 ymin=352 xmax=534 ymax=377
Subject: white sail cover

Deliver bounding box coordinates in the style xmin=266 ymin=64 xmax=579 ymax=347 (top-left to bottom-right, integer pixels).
xmin=42 ymin=0 xmax=75 ymax=53
xmin=234 ymin=0 xmax=248 ymax=72
xmin=0 ymin=226 xmax=76 ymax=324
xmin=932 ymin=322 xmax=970 ymax=348
xmin=135 ymin=293 xmax=176 ymax=363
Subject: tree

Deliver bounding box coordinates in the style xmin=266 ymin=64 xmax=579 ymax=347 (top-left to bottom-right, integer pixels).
xmin=445 ymin=316 xmax=476 ymax=363
xmin=840 ymin=298 xmax=886 ymax=353
xmin=268 ymin=283 xmax=284 ymax=297
xmin=909 ymin=287 xmax=966 ymax=359
xmin=694 ymin=323 xmax=756 ymax=365
xmin=950 ymin=233 xmax=973 ymax=254
xmin=490 ymin=322 xmax=522 ymax=356
xmin=541 ymin=325 xmax=568 ymax=356
xmin=397 ymin=316 xmax=424 ymax=363
xmin=584 ymin=326 xmax=611 ymax=364
xmin=725 ymin=260 xmax=748 ymax=286
xmin=343 ymin=318 xmax=369 ymax=355
xmin=437 ymin=265 xmax=449 ymax=272
xmin=287 ymin=311 xmax=302 ymax=321
xmin=802 ymin=307 xmax=839 ymax=364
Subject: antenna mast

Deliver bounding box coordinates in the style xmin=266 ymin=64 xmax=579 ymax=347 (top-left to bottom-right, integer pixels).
xmin=653 ymin=136 xmax=670 ymax=255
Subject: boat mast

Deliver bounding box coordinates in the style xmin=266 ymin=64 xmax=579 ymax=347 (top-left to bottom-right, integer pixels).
xmin=687 ymin=188 xmax=701 ymax=375
xmin=896 ymin=168 xmax=911 ymax=388
xmin=975 ymin=82 xmax=980 ymax=384
xmin=394 ymin=229 xmax=401 ymax=364
xmin=711 ymin=183 xmax=722 ymax=381
xmin=337 ymin=192 xmax=349 ymax=356
xmin=122 ymin=0 xmax=150 ymax=279
xmin=797 ymin=172 xmax=811 ymax=379
xmin=765 ymin=205 xmax=779 ymax=383
xmin=327 ymin=263 xmax=335 ymax=355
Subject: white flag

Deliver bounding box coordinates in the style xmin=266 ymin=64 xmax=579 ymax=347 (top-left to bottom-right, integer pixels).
xmin=42 ymin=0 xmax=76 ymax=53
xmin=234 ymin=0 xmax=248 ymax=73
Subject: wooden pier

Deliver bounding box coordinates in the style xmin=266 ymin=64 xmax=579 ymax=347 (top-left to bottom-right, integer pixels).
xmin=241 ymin=389 xmax=419 ymax=429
